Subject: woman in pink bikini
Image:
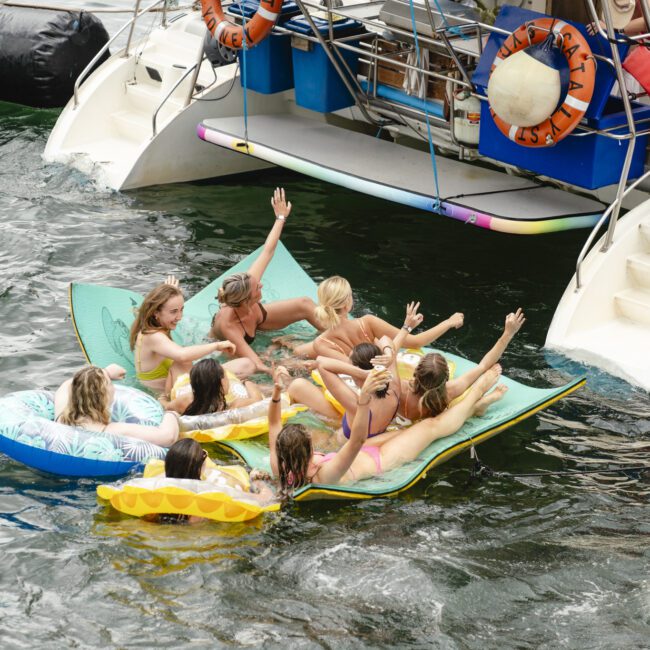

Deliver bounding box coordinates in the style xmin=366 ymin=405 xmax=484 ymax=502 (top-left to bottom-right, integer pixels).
xmin=209 ymin=187 xmax=324 ymax=375
xmin=268 ymin=364 xmax=506 ymax=496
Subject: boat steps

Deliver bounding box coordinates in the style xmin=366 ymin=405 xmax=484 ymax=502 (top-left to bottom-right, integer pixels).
xmin=111 ymin=109 xmax=155 ymax=142
xmin=614 ymin=287 xmax=650 ymax=326
xmin=125 ymin=81 xmax=184 ymax=113
xmin=626 ymin=251 xmax=650 ymax=287
xmin=639 ymin=222 xmax=650 ymax=247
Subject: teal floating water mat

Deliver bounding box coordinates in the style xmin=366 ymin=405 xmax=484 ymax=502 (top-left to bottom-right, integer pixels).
xmin=69 ymin=242 xmax=318 ymax=376
xmin=218 ymin=350 xmax=585 ymax=501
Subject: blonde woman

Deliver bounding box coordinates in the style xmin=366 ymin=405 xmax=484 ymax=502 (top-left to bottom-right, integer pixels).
xmin=54 ymin=366 xmax=179 ymax=447
xmin=209 ymin=188 xmax=323 ymax=374
xmin=311 ymin=276 xmax=464 ymax=362
xmin=130 ymin=279 xmax=246 ymax=395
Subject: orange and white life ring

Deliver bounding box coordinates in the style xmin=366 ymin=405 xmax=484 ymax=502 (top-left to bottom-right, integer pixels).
xmin=489 ymin=18 xmax=596 ymax=147
xmin=201 ymin=0 xmax=283 ymax=49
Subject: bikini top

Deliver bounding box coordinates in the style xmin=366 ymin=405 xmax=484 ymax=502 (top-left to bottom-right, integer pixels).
xmin=135 ymin=334 xmax=173 ymax=381
xmin=233 ymin=303 xmax=268 ymax=345
xmin=319 ymin=318 xmax=373 ymax=356
xmin=341 ymin=391 xmax=400 ymax=439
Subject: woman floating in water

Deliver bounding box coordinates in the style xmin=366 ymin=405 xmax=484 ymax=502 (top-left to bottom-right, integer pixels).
xmin=398 ymin=308 xmax=525 ymax=422
xmin=209 ymin=188 xmax=323 ymax=374
xmin=159 ymin=357 xmax=263 ymax=415
xmin=153 ymin=439 xmax=276 ymax=524
xmin=307 ymin=276 xmax=464 ymax=362
xmin=130 ymin=279 xmax=246 ymax=395
xmin=268 ymin=363 xmax=506 ymax=495
xmin=54 ymin=365 xmax=179 ymax=447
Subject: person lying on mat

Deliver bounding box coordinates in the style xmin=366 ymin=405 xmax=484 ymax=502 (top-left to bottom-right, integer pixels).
xmin=159 ymin=358 xmax=263 ymax=415
xmin=397 ymin=308 xmax=525 ymax=422
xmin=209 ymin=187 xmax=323 ymax=375
xmin=304 ymin=276 xmax=463 ymax=362
xmin=130 ymin=278 xmax=249 ymax=395
xmin=54 ymin=365 xmax=179 ymax=447
xmin=268 ymin=363 xmax=506 ymax=496
xmin=285 ymin=302 xmax=424 ymax=440
xmin=151 ymin=439 xmax=277 ymax=524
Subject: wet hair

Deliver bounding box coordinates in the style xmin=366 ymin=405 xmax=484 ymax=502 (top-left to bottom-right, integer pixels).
xmin=164 ymin=438 xmax=206 ymax=480
xmin=349 ymin=343 xmax=389 ymax=398
xmin=314 ymin=276 xmax=352 ymax=329
xmin=411 ymin=353 xmax=450 ymax=417
xmin=217 ymin=272 xmax=252 ymax=308
xmin=184 ymin=358 xmax=227 ymax=416
xmin=59 ymin=366 xmax=111 ymax=427
xmin=129 ymin=283 xmax=183 ymax=350
xmin=275 ymin=423 xmax=312 ymax=499
xmin=158 ymin=439 xmax=207 ymax=524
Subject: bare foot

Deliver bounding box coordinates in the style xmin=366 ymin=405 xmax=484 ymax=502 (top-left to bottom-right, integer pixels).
xmin=476 ymin=363 xmax=502 ymax=395
xmin=474 ymin=384 xmax=508 ymax=416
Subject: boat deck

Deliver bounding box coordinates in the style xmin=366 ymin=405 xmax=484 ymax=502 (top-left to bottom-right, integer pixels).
xmin=198 ymin=114 xmax=606 ymax=234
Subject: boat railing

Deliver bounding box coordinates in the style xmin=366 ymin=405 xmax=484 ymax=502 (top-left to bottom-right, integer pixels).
xmin=575 ymin=168 xmax=650 ymax=290
xmin=73 ymin=0 xmax=170 ymax=109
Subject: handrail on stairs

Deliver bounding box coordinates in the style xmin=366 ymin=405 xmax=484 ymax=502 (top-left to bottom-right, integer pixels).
xmin=151 ymin=59 xmax=200 ymax=138
xmin=575 ymin=169 xmax=650 ymax=291
xmin=72 ymin=0 xmax=167 ymax=109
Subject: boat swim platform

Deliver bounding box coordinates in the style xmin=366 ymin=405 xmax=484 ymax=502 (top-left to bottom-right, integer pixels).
xmin=198 ymin=115 xmax=606 ymax=235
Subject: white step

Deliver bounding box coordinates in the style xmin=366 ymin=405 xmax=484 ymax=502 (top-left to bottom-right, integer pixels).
xmin=639 ymin=222 xmax=650 ymax=250
xmin=627 ymin=252 xmax=650 ymax=288
xmin=125 ymin=81 xmax=184 ymax=112
xmin=150 ymin=26 xmax=202 ymax=56
xmin=111 ymin=109 xmax=154 ymax=143
xmin=614 ymin=287 xmax=650 ymax=325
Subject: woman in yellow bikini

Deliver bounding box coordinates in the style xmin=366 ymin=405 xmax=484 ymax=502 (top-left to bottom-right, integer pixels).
xmin=130 ymin=279 xmax=248 ymax=395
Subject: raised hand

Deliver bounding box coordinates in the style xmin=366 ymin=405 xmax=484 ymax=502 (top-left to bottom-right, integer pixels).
xmin=504 ymin=308 xmax=525 ymax=339
xmin=271 ymin=187 xmax=292 ymax=220
xmin=404 ymin=301 xmax=424 ymax=330
xmin=165 ymin=275 xmax=179 ymax=288
xmin=273 ymin=365 xmax=291 ymax=390
xmin=448 ymin=312 xmax=464 ymax=329
xmin=359 ymin=368 xmax=391 ymax=402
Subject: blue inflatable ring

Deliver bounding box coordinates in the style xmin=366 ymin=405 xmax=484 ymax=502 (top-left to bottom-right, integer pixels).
xmin=0 ymin=385 xmax=167 ymax=477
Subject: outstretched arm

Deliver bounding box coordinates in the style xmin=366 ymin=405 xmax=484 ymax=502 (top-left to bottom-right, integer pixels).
xmin=365 ymin=311 xmax=464 ymax=349
xmin=314 ymin=370 xmax=390 ymax=485
xmin=317 ymin=355 xmax=367 ymax=416
xmin=149 ymin=331 xmax=236 ymax=364
xmin=217 ymin=321 xmax=272 ymax=375
xmin=447 ymin=308 xmax=525 ymax=401
xmin=268 ymin=366 xmax=290 ymax=478
xmin=248 ymin=187 xmax=292 ymax=282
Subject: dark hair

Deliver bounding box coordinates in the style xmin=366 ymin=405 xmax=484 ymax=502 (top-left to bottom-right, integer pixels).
xmin=158 ymin=439 xmax=206 ymax=524
xmin=411 ymin=353 xmax=450 ymax=417
xmin=184 ymin=358 xmax=227 ymax=416
xmin=349 ymin=343 xmax=389 ymax=398
xmin=275 ymin=423 xmax=312 ymax=499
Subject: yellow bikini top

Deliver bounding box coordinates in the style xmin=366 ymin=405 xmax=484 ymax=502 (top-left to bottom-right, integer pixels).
xmin=135 ymin=334 xmax=173 ymax=381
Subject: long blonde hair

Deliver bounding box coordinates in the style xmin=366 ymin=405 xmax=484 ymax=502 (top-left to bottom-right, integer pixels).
xmin=129 ymin=284 xmax=182 ymax=350
xmin=59 ymin=366 xmax=111 ymax=427
xmin=314 ymin=276 xmax=352 ymax=329
xmin=410 ymin=353 xmax=450 ymax=417
xmin=217 ymin=272 xmax=252 ymax=308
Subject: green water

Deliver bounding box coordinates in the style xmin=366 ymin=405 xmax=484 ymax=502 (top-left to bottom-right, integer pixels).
xmin=1 ymin=85 xmax=649 ymax=647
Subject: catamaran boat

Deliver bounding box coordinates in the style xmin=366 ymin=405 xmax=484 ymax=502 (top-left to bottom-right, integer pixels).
xmin=44 ymin=0 xmax=650 ymax=388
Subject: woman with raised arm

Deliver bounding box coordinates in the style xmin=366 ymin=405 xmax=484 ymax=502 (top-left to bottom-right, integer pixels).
xmin=311 ymin=277 xmax=464 ymax=362
xmin=268 ymin=363 xmax=505 ymax=496
xmin=130 ymin=278 xmax=244 ymax=395
xmin=54 ymin=365 xmax=180 ymax=447
xmin=399 ymin=308 xmax=524 ymax=422
xmin=209 ymin=188 xmax=323 ymax=375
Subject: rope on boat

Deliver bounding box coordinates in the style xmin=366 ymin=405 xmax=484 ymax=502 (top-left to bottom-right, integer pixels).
xmin=407 ymin=0 xmax=442 ymax=212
